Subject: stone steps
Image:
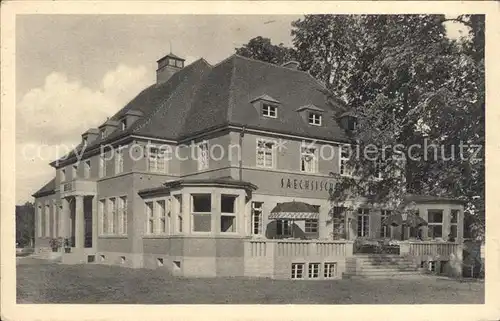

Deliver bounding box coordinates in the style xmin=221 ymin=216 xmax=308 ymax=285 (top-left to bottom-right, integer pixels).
xmin=344 ymin=254 xmax=423 ymax=279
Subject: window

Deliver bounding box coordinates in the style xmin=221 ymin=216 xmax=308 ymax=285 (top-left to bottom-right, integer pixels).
xmin=119 ymin=196 xmax=127 ymax=235
xmin=175 ymin=60 xmax=183 ymax=68
xmin=147 ymin=146 xmax=167 ymax=173
xmin=157 ymin=200 xmax=167 ymax=234
xmin=308 ymin=112 xmax=322 ymax=126
xmin=357 ymin=208 xmax=370 ymax=237
xmin=380 ymin=210 xmax=392 ymax=238
xmin=221 ymin=195 xmax=237 ymax=233
xmin=332 ymin=206 xmax=346 ymax=239
xmin=99 ymin=154 xmax=106 ymax=178
xmin=339 ymin=145 xmax=352 ymax=176
xmin=72 ymin=164 xmax=78 ymax=179
xmin=428 ymin=261 xmax=436 ymax=272
xmin=60 ymin=169 xmax=66 ymax=182
xmin=300 ymin=146 xmax=318 ymax=173
xmin=256 ymin=139 xmax=275 ymax=168
xmin=99 ymin=199 xmax=106 ymax=235
xmin=450 ymin=209 xmax=459 ymax=240
xmin=109 ymin=198 xmax=117 ymax=234
xmin=191 ymin=194 xmax=211 ymax=232
xmin=197 ymin=142 xmax=209 ymax=171
xmin=291 ymin=263 xmax=304 ymax=279
xmin=83 ymin=160 xmax=91 ymax=179
xmin=277 ymin=220 xmax=292 ymax=237
xmin=120 ymin=119 xmax=127 ymax=130
xmin=324 ymin=262 xmax=337 ymax=278
xmin=262 ymin=104 xmax=277 ymax=118
xmin=175 ymin=195 xmax=183 ymax=233
xmin=100 ymin=129 xmax=106 ymax=139
xmin=305 ymin=219 xmax=318 ymax=233
xmin=45 ymin=204 xmax=51 ymax=237
xmin=146 ymin=202 xmax=154 ymax=234
xmin=427 ymin=210 xmax=443 ymax=239
xmin=115 ymin=147 xmax=124 ymax=174
xmin=308 ymin=263 xmax=320 ymax=279
xmin=251 ymin=202 xmax=263 ymax=235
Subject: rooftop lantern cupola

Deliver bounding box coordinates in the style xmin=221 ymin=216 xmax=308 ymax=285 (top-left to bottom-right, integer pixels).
xmin=156 ymin=52 xmax=185 ymax=85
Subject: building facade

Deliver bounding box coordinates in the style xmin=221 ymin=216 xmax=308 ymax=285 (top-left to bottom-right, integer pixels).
xmin=33 ymin=53 xmax=465 ymax=279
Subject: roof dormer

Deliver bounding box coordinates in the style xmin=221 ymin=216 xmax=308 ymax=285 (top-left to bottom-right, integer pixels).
xmin=98 ymin=119 xmax=120 ymax=139
xmin=336 ymin=110 xmax=358 ymax=131
xmin=81 ymin=128 xmax=99 ymax=145
xmin=250 ymin=94 xmax=280 ymax=119
xmin=119 ymin=110 xmax=143 ymax=131
xmin=296 ymin=104 xmax=325 ymax=126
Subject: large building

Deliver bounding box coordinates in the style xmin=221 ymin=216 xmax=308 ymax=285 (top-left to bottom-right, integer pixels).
xmin=32 ymin=53 xmax=465 ymax=279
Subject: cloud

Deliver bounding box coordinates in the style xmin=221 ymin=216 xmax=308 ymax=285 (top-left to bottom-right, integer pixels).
xmin=16 ymin=65 xmax=153 ymax=203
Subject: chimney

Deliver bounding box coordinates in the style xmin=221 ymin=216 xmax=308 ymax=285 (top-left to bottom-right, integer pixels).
xmin=281 ymin=61 xmax=300 ymax=70
xmin=156 ymin=52 xmax=185 ymax=85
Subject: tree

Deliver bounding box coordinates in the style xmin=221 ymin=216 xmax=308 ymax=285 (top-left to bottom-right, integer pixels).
xmin=233 ymin=15 xmax=485 ymax=239
xmin=235 ymin=36 xmax=296 ymax=65
xmin=292 ymin=15 xmax=362 ymax=100
xmin=16 ymin=202 xmax=35 ymax=247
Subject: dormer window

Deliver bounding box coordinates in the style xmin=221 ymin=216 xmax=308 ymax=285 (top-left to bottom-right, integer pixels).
xmin=120 ymin=118 xmax=127 ymax=131
xmin=347 ymin=117 xmax=357 ymax=131
xmin=262 ymin=104 xmax=278 ymax=118
xmin=308 ymin=112 xmax=322 ymax=126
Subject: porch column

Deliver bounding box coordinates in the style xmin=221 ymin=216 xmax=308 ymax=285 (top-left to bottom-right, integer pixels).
xmin=59 ymin=198 xmax=69 ymax=238
xmin=75 ymin=195 xmax=84 ymax=248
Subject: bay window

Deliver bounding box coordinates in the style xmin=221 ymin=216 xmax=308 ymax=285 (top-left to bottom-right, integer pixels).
xmin=191 ymin=194 xmax=211 ymax=232
xmin=221 ymin=195 xmax=237 ymax=233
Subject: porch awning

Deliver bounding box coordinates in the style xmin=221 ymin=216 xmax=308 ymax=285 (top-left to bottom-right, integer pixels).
xmin=269 ymin=201 xmax=319 ymax=220
xmin=268 ymin=212 xmax=320 ymax=220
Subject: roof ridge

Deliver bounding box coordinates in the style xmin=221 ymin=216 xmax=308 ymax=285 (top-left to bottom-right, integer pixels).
xmin=232 ymin=53 xmax=333 ymax=94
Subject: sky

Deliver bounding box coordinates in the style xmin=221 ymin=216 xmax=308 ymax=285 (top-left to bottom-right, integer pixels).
xmin=15 ymin=15 xmax=467 ymax=204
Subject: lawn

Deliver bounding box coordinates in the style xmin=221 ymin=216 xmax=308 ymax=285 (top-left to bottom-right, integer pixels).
xmin=17 ymin=259 xmax=484 ymax=304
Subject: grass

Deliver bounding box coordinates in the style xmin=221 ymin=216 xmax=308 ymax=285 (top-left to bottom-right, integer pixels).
xmin=17 ymin=260 xmax=484 ymax=304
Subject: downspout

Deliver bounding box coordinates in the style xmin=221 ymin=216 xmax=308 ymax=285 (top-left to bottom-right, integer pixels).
xmin=239 ymin=126 xmax=246 ymax=181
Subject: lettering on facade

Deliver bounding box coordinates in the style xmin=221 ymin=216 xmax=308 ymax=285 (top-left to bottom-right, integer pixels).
xmin=280 ymin=177 xmax=334 ymax=192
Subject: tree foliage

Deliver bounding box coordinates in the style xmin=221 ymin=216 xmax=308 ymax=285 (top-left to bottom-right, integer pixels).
xmin=16 ymin=202 xmax=35 ymax=247
xmin=235 ymin=36 xmax=296 ymax=65
xmin=234 ymin=14 xmax=485 ymax=239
